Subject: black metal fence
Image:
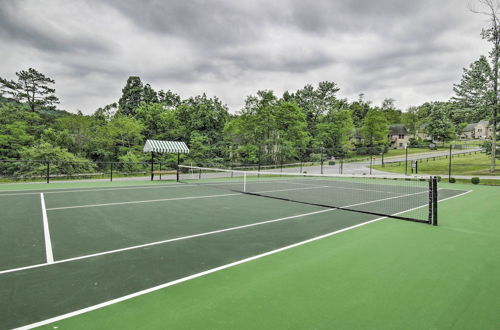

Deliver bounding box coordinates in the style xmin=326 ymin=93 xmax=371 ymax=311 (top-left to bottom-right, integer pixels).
xmin=0 ymin=159 xmax=177 ymax=183
xmin=1 ymin=143 xmax=495 ymax=184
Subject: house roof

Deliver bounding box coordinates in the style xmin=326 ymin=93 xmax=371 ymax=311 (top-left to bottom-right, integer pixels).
xmin=462 ymin=123 xmax=477 ymax=132
xmin=388 ymin=124 xmax=408 ymax=135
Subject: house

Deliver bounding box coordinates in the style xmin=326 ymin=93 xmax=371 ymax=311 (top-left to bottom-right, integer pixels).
xmin=388 ymin=124 xmax=409 ymax=149
xmin=461 ymin=123 xmax=476 ymax=139
xmin=460 ymin=120 xmax=492 ymax=139
xmin=474 ymin=120 xmax=492 ymax=139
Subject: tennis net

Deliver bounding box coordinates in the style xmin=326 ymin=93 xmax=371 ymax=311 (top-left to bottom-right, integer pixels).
xmin=178 ymin=165 xmax=438 ymax=225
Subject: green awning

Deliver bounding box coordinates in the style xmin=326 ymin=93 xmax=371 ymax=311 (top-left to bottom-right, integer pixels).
xmin=143 ymin=140 xmax=189 ymax=153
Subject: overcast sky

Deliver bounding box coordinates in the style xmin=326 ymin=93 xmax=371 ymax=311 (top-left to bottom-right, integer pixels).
xmin=0 ymin=0 xmax=493 ymax=114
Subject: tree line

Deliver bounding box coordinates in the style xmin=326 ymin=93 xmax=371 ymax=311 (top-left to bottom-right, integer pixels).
xmin=0 ymin=0 xmax=499 ymax=171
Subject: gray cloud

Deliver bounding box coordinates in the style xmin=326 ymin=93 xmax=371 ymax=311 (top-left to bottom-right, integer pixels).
xmin=0 ymin=0 xmax=492 ymax=113
xmin=0 ymin=1 xmax=111 ymax=55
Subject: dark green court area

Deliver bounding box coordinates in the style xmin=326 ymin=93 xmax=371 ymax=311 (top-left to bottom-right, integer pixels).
xmin=0 ymin=179 xmax=468 ymax=329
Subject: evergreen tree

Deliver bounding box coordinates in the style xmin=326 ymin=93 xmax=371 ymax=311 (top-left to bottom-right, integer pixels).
xmin=143 ymin=83 xmax=158 ymax=104
xmin=0 ymin=68 xmax=59 ymax=112
xmin=118 ymin=76 xmax=143 ymax=116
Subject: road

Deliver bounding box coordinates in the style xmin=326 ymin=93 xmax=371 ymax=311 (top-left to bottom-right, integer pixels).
xmin=257 ymin=147 xmax=500 ymax=179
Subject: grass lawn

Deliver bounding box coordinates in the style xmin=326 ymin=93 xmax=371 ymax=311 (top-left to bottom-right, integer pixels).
xmin=374 ymin=152 xmax=500 ymax=177
xmin=37 ymin=182 xmax=500 ymax=329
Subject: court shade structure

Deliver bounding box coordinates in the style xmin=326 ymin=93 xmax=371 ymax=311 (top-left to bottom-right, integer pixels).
xmin=143 ymin=140 xmax=190 ymax=181
xmin=143 ymin=140 xmax=189 ymax=154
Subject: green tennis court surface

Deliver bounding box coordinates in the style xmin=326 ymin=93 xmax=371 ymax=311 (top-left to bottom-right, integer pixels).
xmin=0 ymin=179 xmax=491 ymax=329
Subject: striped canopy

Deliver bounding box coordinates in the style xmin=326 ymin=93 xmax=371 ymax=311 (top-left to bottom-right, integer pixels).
xmin=143 ymin=140 xmax=190 ymax=153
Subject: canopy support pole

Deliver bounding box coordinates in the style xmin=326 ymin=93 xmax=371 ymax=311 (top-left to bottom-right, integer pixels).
xmin=151 ymin=152 xmax=154 ymax=181
xmin=176 ymin=152 xmax=180 ymax=182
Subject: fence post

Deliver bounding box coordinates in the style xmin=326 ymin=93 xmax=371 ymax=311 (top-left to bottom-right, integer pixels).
xmin=159 ymin=161 xmax=162 ymax=180
xmin=405 ymin=147 xmax=408 ymax=176
xmin=369 ymin=153 xmax=373 ymax=175
xmin=448 ymin=145 xmax=452 ymax=182
xmin=340 ymin=157 xmax=343 ymax=174
xmin=320 ymin=147 xmax=324 ymax=174
xmin=381 ymin=152 xmax=384 ymax=168
xmin=46 ymin=160 xmax=50 ymax=184
xmin=110 ymin=162 xmax=113 ymax=182
xmin=257 ymin=146 xmax=261 ymax=177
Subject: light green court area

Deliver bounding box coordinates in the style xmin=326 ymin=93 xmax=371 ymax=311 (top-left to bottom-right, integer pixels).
xmin=0 ymin=179 xmax=498 ymax=329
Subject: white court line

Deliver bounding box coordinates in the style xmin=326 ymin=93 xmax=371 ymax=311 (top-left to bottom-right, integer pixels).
xmin=14 ymin=190 xmax=473 ymax=330
xmin=46 ymin=193 xmax=242 ymax=211
xmin=1 ymin=187 xmax=434 ymax=276
xmin=45 ymin=185 xmax=332 ymax=211
xmin=0 ymin=183 xmax=201 ymax=197
xmin=40 ymin=193 xmax=54 ymax=263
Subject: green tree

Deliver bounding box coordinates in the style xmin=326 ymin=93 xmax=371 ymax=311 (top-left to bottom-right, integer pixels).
xmin=158 ymin=90 xmax=181 ymax=108
xmin=288 ymin=81 xmax=340 ymax=140
xmin=16 ymin=142 xmax=96 ymax=177
xmin=349 ymin=94 xmax=372 ymax=127
xmin=135 ymin=102 xmax=180 ymax=139
xmin=469 ymin=0 xmax=500 ymax=171
xmin=175 ymin=94 xmax=230 ymax=146
xmin=425 ymin=105 xmax=455 ymax=141
xmin=380 ymin=98 xmax=402 ymax=124
xmin=452 ymin=55 xmax=494 ymax=122
xmin=0 ymin=68 xmax=59 ymax=112
xmin=93 ymin=103 xmax=117 ymax=121
xmin=143 ymin=84 xmax=158 ymax=104
xmin=316 ymin=109 xmax=354 ymax=154
xmin=57 ymin=112 xmax=96 ymax=154
xmin=360 ymin=109 xmax=389 ymax=147
xmin=402 ymin=107 xmax=420 ymax=138
xmin=118 ymin=76 xmax=143 ymax=116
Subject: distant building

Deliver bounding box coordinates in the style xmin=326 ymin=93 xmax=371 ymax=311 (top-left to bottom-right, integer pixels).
xmin=388 ymin=124 xmax=409 ymax=149
xmin=460 ymin=120 xmax=492 ymax=139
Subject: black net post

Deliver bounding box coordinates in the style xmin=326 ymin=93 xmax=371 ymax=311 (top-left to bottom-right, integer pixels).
xmin=340 ymin=157 xmax=343 ymax=174
xmin=46 ymin=160 xmax=50 ymax=184
xmin=432 ymin=177 xmax=438 ymax=226
xmin=448 ymin=145 xmax=452 ymax=182
xmin=428 ymin=178 xmax=433 ymax=223
xmin=415 ymin=160 xmax=418 ymax=174
xmin=110 ymin=162 xmax=113 ymax=182
xmin=159 ymin=161 xmax=162 ymax=180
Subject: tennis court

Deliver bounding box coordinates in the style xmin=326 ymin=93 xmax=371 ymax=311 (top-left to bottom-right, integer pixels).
xmin=0 ymin=173 xmax=469 ymax=329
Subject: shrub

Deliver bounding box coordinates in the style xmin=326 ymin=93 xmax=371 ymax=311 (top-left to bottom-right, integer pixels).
xmin=471 ymin=177 xmax=480 ymax=185
xmin=435 ymin=176 xmax=442 ymax=182
xmin=449 ymin=177 xmax=456 ymax=183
